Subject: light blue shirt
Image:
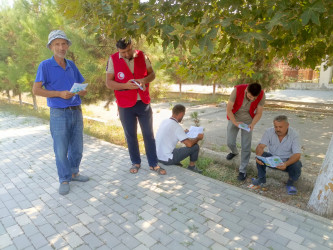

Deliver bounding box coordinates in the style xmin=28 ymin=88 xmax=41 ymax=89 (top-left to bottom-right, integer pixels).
xmin=260 ymin=127 xmax=301 ymax=161
xmin=35 ymin=56 xmax=85 ymax=108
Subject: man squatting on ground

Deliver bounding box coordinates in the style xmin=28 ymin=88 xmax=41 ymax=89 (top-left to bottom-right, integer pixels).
xmin=33 ymin=30 xmax=89 ymax=195
xmin=155 ymin=104 xmax=204 ymax=173
xmin=105 ymin=38 xmax=166 ymax=175
xmin=252 ymin=115 xmax=302 ymax=195
xmin=226 ymin=83 xmax=265 ymax=181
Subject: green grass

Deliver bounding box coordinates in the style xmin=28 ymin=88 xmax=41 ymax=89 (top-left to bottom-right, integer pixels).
xmin=0 ymin=99 xmax=49 ymax=121
xmin=0 ymin=100 xmax=146 ymax=153
xmin=156 ymin=92 xmax=229 ymax=105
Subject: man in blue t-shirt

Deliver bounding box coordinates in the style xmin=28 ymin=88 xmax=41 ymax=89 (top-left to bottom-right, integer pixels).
xmin=33 ymin=30 xmax=89 ymax=195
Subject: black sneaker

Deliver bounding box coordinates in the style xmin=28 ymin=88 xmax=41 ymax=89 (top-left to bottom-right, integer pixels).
xmin=252 ymin=177 xmax=266 ymax=185
xmin=226 ymin=153 xmax=238 ymax=160
xmin=237 ymin=172 xmax=247 ymax=181
xmin=187 ymin=165 xmax=203 ymax=174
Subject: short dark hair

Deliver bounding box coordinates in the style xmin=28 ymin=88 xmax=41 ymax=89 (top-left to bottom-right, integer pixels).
xmin=172 ymin=104 xmax=186 ymax=115
xmin=274 ymin=115 xmax=289 ymax=123
xmin=116 ymin=38 xmax=131 ymax=49
xmin=247 ymin=82 xmax=262 ymax=97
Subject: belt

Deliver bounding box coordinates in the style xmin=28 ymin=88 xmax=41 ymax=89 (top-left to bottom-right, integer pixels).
xmin=64 ymin=105 xmax=81 ymax=110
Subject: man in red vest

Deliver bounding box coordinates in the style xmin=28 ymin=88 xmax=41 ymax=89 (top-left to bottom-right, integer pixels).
xmin=106 ymin=38 xmax=166 ymax=175
xmin=226 ymin=83 xmax=265 ymax=181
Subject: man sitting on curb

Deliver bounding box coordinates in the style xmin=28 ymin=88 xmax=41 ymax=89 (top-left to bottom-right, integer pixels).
xmin=252 ymin=115 xmax=302 ymax=195
xmin=155 ymin=104 xmax=204 ymax=173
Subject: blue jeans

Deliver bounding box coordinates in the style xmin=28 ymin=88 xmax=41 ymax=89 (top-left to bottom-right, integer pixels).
xmin=159 ymin=144 xmax=200 ymax=165
xmin=256 ymin=152 xmax=302 ymax=182
xmin=118 ymin=101 xmax=158 ymax=167
xmin=50 ymin=108 xmax=83 ymax=183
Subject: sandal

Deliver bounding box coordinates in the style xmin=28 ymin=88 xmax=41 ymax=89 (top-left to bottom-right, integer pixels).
xmin=150 ymin=165 xmax=166 ymax=175
xmin=130 ymin=164 xmax=140 ymax=174
xmin=248 ymin=184 xmax=261 ymax=190
xmin=286 ymin=185 xmax=297 ymax=195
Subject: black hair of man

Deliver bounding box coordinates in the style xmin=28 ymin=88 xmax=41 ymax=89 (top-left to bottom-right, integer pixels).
xmin=247 ymin=82 xmax=262 ymax=97
xmin=116 ymin=38 xmax=131 ymax=49
xmin=172 ymin=104 xmax=186 ymax=115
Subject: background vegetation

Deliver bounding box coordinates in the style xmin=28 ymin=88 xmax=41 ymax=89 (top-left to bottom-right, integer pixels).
xmin=0 ymin=0 xmax=332 ymax=109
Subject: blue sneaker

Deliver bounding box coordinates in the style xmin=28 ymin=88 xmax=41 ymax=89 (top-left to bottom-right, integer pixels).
xmin=59 ymin=182 xmax=70 ymax=195
xmin=72 ymin=174 xmax=89 ymax=182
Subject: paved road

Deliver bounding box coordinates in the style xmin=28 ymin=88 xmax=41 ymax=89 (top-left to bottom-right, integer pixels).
xmin=168 ymin=85 xmax=333 ymax=104
xmin=1 ymin=111 xmax=333 ymax=249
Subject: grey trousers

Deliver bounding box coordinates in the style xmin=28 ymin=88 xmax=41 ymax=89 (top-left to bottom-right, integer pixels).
xmin=227 ymin=120 xmax=253 ymax=173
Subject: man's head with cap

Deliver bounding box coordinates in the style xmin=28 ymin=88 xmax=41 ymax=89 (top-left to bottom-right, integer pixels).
xmin=47 ymin=30 xmax=72 ymax=49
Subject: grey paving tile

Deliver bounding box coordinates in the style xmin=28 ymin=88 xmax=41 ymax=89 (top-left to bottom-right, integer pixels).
xmin=104 ymin=222 xmax=125 ymax=237
xmin=118 ymin=232 xmax=141 ymax=249
xmin=303 ymin=238 xmax=331 ymax=250
xmin=2 ymin=112 xmax=333 ymax=250
xmin=47 ymin=234 xmax=67 ymax=249
xmin=22 ymin=223 xmax=40 ymax=237
xmin=205 ymin=229 xmax=230 ymax=245
xmin=2 ymin=245 xmax=17 ymax=250
xmin=1 ymin=216 xmax=16 ymax=228
xmin=98 ymin=231 xmax=121 ymax=248
xmin=240 ymin=228 xmax=268 ymax=245
xmin=29 ymin=232 xmax=48 ymax=249
xmin=0 ymin=234 xmax=13 ymax=249
xmin=63 ymin=231 xmax=84 ymax=248
xmin=39 ymin=223 xmax=57 ymax=238
xmin=86 ymin=222 xmax=106 ymax=236
xmin=265 ymin=239 xmax=289 ymax=250
xmin=82 ymin=233 xmax=104 ymax=249
xmin=6 ymin=224 xmax=23 ymax=238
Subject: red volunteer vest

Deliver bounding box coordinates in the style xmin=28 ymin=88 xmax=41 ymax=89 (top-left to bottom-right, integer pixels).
xmin=112 ymin=50 xmax=151 ymax=108
xmin=227 ymin=84 xmax=264 ymax=120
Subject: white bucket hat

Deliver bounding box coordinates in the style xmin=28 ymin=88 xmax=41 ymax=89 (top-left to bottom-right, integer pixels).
xmin=47 ymin=30 xmax=72 ymax=49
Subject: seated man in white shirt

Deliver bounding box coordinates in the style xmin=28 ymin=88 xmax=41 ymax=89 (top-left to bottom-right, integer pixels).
xmin=252 ymin=115 xmax=302 ymax=195
xmin=155 ymin=104 xmax=204 ymax=173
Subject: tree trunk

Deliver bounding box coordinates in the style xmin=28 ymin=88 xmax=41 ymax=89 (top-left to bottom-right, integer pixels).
xmin=18 ymin=92 xmax=22 ymax=105
xmin=6 ymin=90 xmax=11 ymax=103
xmin=308 ymin=135 xmax=333 ymax=217
xmin=179 ymin=82 xmax=182 ymax=97
xmin=32 ymin=93 xmax=38 ymax=111
xmin=213 ymin=83 xmax=216 ymax=96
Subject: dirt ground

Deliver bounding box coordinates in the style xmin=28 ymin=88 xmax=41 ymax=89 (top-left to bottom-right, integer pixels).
xmin=83 ymin=101 xmax=333 ymax=214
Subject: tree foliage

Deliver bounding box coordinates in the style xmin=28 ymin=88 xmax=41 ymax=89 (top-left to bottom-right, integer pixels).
xmin=0 ymin=0 xmax=114 ymax=107
xmin=57 ymin=0 xmax=333 ymax=70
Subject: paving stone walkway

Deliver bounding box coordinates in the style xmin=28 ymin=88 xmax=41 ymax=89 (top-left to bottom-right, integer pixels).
xmin=1 ymin=111 xmax=333 ymax=250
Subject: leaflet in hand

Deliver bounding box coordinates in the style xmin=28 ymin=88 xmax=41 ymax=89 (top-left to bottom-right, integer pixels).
xmin=131 ymin=80 xmax=143 ymax=90
xmin=238 ymin=123 xmax=250 ymax=132
xmin=256 ymin=155 xmax=283 ymax=168
xmin=70 ymin=83 xmax=88 ymax=93
xmin=186 ymin=126 xmax=204 ymax=138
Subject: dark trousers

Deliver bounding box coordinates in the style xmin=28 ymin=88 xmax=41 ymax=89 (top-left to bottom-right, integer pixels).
xmin=118 ymin=101 xmax=158 ymax=167
xmin=159 ymin=144 xmax=200 ymax=165
xmin=257 ymin=152 xmax=302 ymax=182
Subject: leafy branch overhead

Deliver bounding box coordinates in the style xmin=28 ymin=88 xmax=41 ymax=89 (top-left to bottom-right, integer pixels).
xmin=57 ymin=0 xmax=333 ymax=69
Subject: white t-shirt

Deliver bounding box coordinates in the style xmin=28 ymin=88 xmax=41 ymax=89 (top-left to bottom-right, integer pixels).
xmin=155 ymin=118 xmax=188 ymax=161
